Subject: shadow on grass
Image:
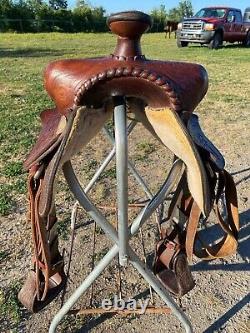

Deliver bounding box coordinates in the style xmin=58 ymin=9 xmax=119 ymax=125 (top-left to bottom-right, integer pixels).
xmin=186 ymin=43 xmax=248 ymax=50
xmin=0 ymin=48 xmax=64 ymax=58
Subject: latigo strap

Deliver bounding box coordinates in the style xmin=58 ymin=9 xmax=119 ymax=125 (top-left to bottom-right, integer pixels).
xmin=18 ymin=109 xmax=77 ymax=312
xmin=152 ymin=116 xmax=239 ymax=297
xmin=18 ymin=103 xmax=239 ymax=311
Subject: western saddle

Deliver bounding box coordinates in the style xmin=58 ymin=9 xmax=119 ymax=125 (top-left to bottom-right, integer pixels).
xmin=18 ymin=11 xmax=239 ymax=313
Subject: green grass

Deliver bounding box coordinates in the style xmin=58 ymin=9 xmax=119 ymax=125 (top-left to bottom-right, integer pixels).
xmin=0 ymin=184 xmax=14 ymax=215
xmin=135 ymin=141 xmax=156 ymax=161
xmin=0 ymin=32 xmax=250 ymax=216
xmin=0 ymin=281 xmax=22 ymax=327
xmin=57 ymin=213 xmax=71 ymax=240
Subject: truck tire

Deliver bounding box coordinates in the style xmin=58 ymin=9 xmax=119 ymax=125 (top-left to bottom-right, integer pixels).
xmin=208 ymin=32 xmax=222 ymax=49
xmin=177 ymin=40 xmax=188 ymax=48
xmin=243 ymin=32 xmax=250 ymax=47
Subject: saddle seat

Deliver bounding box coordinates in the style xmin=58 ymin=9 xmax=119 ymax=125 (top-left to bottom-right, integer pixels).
xmin=44 ymin=57 xmax=208 ymax=114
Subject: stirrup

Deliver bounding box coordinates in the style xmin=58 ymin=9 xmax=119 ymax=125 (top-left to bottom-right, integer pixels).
xmin=153 ymin=225 xmax=195 ymax=297
xmin=18 ymin=270 xmax=67 ymax=313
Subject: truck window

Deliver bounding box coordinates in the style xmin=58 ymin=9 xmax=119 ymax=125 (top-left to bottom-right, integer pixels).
xmin=227 ymin=10 xmax=235 ymax=23
xmin=195 ymin=8 xmax=226 ymax=18
xmin=243 ymin=10 xmax=250 ymax=22
xmin=234 ymin=11 xmax=242 ymax=23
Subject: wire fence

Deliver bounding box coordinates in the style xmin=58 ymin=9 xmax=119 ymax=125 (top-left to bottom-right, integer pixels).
xmin=0 ymin=18 xmax=107 ymax=33
xmin=0 ymin=18 xmax=165 ymax=33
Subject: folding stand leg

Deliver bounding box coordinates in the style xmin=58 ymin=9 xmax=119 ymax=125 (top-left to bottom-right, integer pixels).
xmin=114 ymin=96 xmax=129 ymax=267
xmin=103 ymin=125 xmax=153 ymax=199
xmin=49 ymin=97 xmax=193 ymax=333
xmin=85 ymin=120 xmax=136 ymax=194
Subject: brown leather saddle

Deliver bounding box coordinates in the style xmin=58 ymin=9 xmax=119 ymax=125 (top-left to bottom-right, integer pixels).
xmin=18 ymin=11 xmax=239 ymax=311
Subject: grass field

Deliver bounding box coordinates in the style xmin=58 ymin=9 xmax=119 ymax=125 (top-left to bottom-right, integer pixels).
xmin=0 ymin=33 xmax=249 ymax=216
xmin=0 ymin=33 xmax=249 ymax=332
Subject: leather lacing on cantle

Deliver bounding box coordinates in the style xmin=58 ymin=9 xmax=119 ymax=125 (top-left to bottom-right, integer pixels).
xmin=72 ymin=66 xmax=182 ymax=112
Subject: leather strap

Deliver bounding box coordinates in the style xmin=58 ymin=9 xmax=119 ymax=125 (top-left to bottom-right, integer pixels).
xmin=183 ymin=169 xmax=239 ymax=261
xmin=154 ymin=225 xmax=195 ymax=297
xmin=18 ymin=110 xmax=76 ymax=310
xmin=195 ymin=169 xmax=239 ymax=260
xmin=19 ymin=106 xmax=112 ymax=311
xmin=165 ymin=166 xmax=239 ymax=263
xmin=185 ymin=200 xmax=201 ymax=262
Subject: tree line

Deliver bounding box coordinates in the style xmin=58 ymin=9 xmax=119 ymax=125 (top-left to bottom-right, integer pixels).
xmin=0 ymin=0 xmax=193 ymax=33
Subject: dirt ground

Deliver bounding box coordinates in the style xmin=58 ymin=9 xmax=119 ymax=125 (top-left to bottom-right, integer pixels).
xmin=1 ymin=108 xmax=249 ymax=333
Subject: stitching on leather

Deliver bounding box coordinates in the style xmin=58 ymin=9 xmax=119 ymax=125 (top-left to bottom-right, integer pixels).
xmin=110 ymin=54 xmax=146 ymax=61
xmin=73 ymin=66 xmax=182 ymax=112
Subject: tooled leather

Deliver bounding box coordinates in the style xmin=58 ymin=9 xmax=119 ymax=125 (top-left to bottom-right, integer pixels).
xmin=25 ymin=42 xmax=208 ymax=170
xmin=24 ymin=108 xmax=63 ymax=170
xmin=44 ymin=59 xmax=208 ymax=114
xmin=73 ymin=65 xmax=181 ymax=110
xmin=38 ymin=108 xmax=76 ymax=217
xmin=24 ymin=61 xmax=189 ymax=169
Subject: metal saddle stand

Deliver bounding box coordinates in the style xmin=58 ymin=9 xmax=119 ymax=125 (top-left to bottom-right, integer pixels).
xmin=49 ymin=105 xmax=193 ymax=333
xmin=49 ymin=12 xmax=194 ymax=333
xmin=17 ymin=10 xmax=239 ymax=333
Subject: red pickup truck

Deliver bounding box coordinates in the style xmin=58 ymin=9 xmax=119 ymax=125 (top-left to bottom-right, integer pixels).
xmin=177 ymin=7 xmax=250 ymax=49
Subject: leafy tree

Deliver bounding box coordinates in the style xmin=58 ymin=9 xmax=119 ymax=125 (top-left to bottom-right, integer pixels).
xmin=73 ymin=3 xmax=92 ymax=31
xmin=91 ymin=6 xmax=106 ymax=32
xmin=178 ymin=0 xmax=193 ymax=18
xmin=0 ymin=0 xmax=34 ymax=31
xmin=72 ymin=1 xmax=106 ymax=32
xmin=0 ymin=0 xmax=13 ymax=14
xmin=49 ymin=0 xmax=67 ymax=10
xmin=75 ymin=0 xmax=89 ymax=8
xmin=0 ymin=0 xmax=191 ymax=33
xmin=53 ymin=8 xmax=74 ymax=32
xmin=34 ymin=3 xmax=55 ymax=31
xmin=150 ymin=5 xmax=168 ymax=32
xmin=26 ymin=0 xmax=43 ymax=11
xmin=168 ymin=7 xmax=180 ymax=21
xmin=0 ymin=0 xmax=13 ymax=31
xmin=168 ymin=0 xmax=193 ymax=22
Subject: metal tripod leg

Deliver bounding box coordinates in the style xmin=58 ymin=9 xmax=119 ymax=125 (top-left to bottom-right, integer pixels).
xmin=49 ymin=98 xmax=193 ymax=333
xmin=49 ymin=162 xmax=192 ymax=333
xmin=114 ymin=96 xmax=129 ymax=266
xmin=103 ymin=125 xmax=153 ymax=199
xmin=84 ymin=121 xmax=136 ymax=194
